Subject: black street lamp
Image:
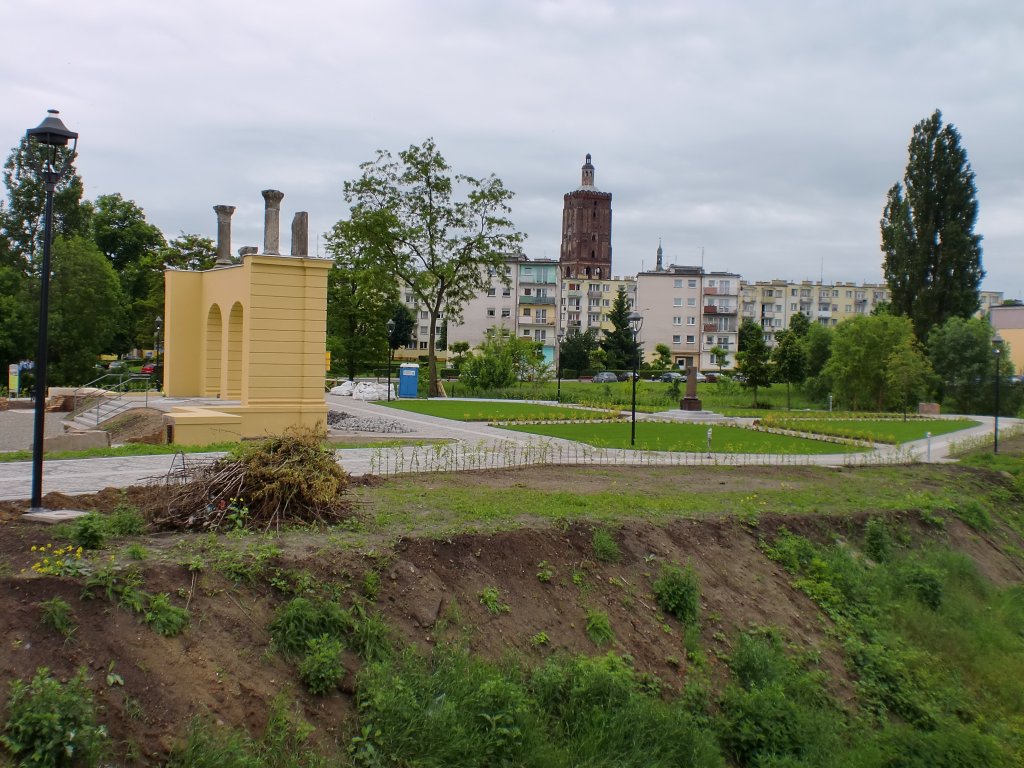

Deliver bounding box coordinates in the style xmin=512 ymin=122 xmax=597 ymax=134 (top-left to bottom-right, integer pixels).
xmin=26 ymin=110 xmax=78 ymax=511
xmin=386 ymin=318 xmax=396 ymax=402
xmin=993 ymin=333 xmax=1004 ymax=454
xmin=556 ymin=329 xmax=565 ymax=404
xmin=628 ymin=310 xmax=643 ymax=447
xmin=154 ymin=314 xmax=163 ymax=390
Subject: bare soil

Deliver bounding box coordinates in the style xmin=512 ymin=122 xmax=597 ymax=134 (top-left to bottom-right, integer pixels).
xmin=1 ymin=457 xmax=1022 ymax=764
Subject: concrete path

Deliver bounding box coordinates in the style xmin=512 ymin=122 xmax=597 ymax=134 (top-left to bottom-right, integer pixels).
xmin=0 ymin=396 xmax=1016 ymax=502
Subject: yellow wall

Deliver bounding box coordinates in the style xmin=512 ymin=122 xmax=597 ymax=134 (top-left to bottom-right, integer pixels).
xmin=163 ymin=254 xmax=331 ymax=444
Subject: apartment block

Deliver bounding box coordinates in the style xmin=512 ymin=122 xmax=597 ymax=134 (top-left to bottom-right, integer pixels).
xmin=637 ymin=266 xmax=740 ymax=370
xmin=560 ymin=275 xmax=637 ymax=340
xmin=516 ymin=259 xmax=561 ymax=363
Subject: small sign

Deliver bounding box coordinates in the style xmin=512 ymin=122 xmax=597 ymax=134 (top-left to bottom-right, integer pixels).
xmin=8 ymin=364 xmax=18 ymax=395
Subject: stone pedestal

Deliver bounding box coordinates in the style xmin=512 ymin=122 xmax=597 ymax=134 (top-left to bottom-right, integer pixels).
xmin=680 ymin=397 xmax=703 ymax=411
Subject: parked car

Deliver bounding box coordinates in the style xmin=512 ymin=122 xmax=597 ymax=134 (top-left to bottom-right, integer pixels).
xmin=656 ymin=371 xmax=684 ymax=382
xmin=681 ymin=372 xmax=708 ymax=384
xmin=617 ymin=371 xmax=640 ymax=382
xmin=140 ymin=363 xmax=156 ymax=374
xmin=107 ymin=360 xmax=126 ymax=370
xmin=592 ymin=371 xmax=619 ymax=383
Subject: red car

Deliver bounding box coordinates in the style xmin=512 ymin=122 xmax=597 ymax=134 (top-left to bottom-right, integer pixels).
xmin=141 ymin=363 xmax=156 ymax=374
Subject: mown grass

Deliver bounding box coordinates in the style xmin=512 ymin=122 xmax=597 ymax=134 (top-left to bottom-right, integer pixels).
xmin=381 ymin=399 xmax=619 ymax=421
xmin=761 ymin=416 xmax=980 ymax=444
xmin=496 ymin=421 xmax=860 ymax=454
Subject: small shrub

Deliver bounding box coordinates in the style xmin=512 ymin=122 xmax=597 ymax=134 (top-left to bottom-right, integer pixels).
xmin=298 ymin=635 xmax=344 ymax=695
xmin=362 ymin=570 xmax=381 ymax=601
xmin=864 ymin=517 xmax=893 ymax=563
xmin=902 ymin=562 xmax=944 ymax=610
xmin=591 ymin=527 xmax=621 ymax=563
xmin=536 ymin=561 xmax=555 ymax=583
xmin=957 ymin=499 xmax=994 ymax=532
xmin=531 ymin=631 xmax=550 ymax=647
xmin=585 ymin=608 xmax=614 ymax=646
xmin=479 ymin=587 xmax=510 ymax=615
xmin=1 ymin=667 xmax=107 ymax=768
xmin=653 ymin=562 xmax=701 ymax=624
xmin=143 ymin=593 xmax=189 ymax=637
xmin=70 ymin=514 xmax=105 ymax=550
xmin=270 ymin=597 xmax=350 ymax=658
xmin=38 ymin=597 xmax=75 ymax=640
xmin=105 ymin=503 xmax=145 ymax=536
xmin=125 ymin=543 xmax=148 ymax=561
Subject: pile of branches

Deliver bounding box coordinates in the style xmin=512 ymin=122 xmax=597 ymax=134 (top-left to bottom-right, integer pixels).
xmin=152 ymin=426 xmax=352 ymax=531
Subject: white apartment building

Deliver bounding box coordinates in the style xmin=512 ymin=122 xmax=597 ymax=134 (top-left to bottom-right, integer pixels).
xmin=637 ymin=266 xmax=740 ymax=370
xmin=560 ymin=275 xmax=637 ymax=337
xmin=517 ymin=259 xmax=561 ymax=364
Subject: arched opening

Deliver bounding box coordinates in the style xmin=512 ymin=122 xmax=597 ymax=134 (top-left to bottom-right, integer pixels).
xmin=205 ymin=304 xmax=223 ymax=397
xmin=226 ymin=302 xmax=244 ymax=398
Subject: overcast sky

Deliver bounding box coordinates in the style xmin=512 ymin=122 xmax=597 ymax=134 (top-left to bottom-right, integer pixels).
xmin=4 ymin=0 xmax=1022 ymax=297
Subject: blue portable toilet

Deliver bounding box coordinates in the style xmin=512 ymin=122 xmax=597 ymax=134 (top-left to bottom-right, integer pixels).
xmin=398 ymin=363 xmax=420 ymax=398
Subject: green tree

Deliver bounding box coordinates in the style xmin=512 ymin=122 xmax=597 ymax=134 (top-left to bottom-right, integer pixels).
xmin=881 ymin=110 xmax=984 ymax=339
xmin=387 ymin=301 xmax=415 ymax=351
xmin=771 ymin=329 xmax=806 ymax=409
xmin=736 ymin=319 xmax=772 ymax=404
xmin=788 ymin=311 xmax=810 ymax=338
xmin=708 ymin=345 xmax=729 ymax=372
xmin=0 ymin=265 xmax=31 ymax=373
xmin=449 ymin=341 xmax=471 ymax=370
xmin=161 ymin=233 xmax=217 ymax=271
xmin=325 ymin=232 xmax=399 ymax=380
xmin=800 ymin=322 xmax=834 ymax=401
xmin=337 ymin=138 xmax=524 ymax=396
xmin=460 ymin=327 xmax=543 ymax=389
xmin=560 ymin=328 xmax=599 ymax=374
xmin=1 ymin=137 xmax=92 ymax=272
xmin=46 ymin=236 xmax=126 ymax=384
xmin=600 ymin=287 xmax=640 ymax=370
xmin=926 ymin=316 xmax=996 ymax=413
xmin=823 ymin=314 xmax=915 ymax=411
xmin=652 ymin=343 xmax=672 ymax=371
xmin=886 ymin=337 xmax=934 ymax=420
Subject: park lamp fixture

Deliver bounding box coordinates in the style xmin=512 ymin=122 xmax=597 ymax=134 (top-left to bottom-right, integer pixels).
xmin=26 ymin=110 xmax=78 ymax=512
xmin=993 ymin=333 xmax=1004 ymax=454
xmin=627 ymin=311 xmax=643 ymax=446
xmin=386 ymin=318 xmax=396 ymax=402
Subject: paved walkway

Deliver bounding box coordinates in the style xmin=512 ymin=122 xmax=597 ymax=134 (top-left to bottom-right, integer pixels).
xmin=0 ymin=396 xmax=1016 ymax=502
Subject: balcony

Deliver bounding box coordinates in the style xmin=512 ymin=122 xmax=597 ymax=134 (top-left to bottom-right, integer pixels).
xmin=520 ymin=318 xmax=555 ymax=326
xmin=703 ymin=286 xmax=718 ymax=295
xmin=703 ymin=323 xmax=717 ymax=332
xmin=703 ymin=305 xmax=717 ymax=314
xmin=519 ymin=295 xmax=556 ymax=305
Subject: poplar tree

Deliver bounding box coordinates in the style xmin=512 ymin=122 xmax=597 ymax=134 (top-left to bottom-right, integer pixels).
xmin=881 ymin=110 xmax=983 ymax=340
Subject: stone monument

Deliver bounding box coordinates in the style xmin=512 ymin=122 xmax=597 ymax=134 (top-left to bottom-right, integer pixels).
xmin=680 ymin=366 xmax=702 ymax=411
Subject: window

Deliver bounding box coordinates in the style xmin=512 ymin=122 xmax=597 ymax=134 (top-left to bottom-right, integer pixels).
xmin=687 ymin=297 xmax=696 ymax=306
xmin=419 ymin=325 xmax=429 ymax=334
xmin=487 ymin=287 xmax=496 ymax=297
xmin=673 ymin=297 xmax=683 ymax=306
xmin=535 ymin=310 xmax=547 ymax=322
xmin=522 ymin=307 xmax=531 ymax=316
xmin=674 ymin=279 xmax=683 ymax=288
xmin=791 ymin=289 xmax=797 ymax=296
xmin=501 ymin=308 xmax=511 ymax=318
xmin=405 ymin=293 xmax=415 ymax=303
xmin=686 ymin=334 xmax=696 ymax=344
xmin=672 ymin=335 xmax=682 ymax=344
xmin=486 ymin=308 xmax=495 ymax=318
xmin=502 ymin=288 xmax=511 ymax=297
xmin=419 ymin=341 xmax=428 ymax=349
xmin=846 ymin=290 xmax=852 ymax=298
xmin=603 ymin=284 xmax=610 ymax=292
xmin=845 ymin=305 xmax=852 ymax=312
xmin=688 ymin=279 xmax=697 ymax=288
xmin=765 ymin=289 xmax=773 ymax=297
xmin=419 ymin=311 xmax=428 ymax=319
xmin=687 ymin=316 xmax=696 ymax=325
xmin=673 ymin=316 xmax=682 ymax=325
xmin=522 ymin=330 xmax=530 ymax=336
xmin=523 ymin=288 xmax=531 ymax=296
xmin=719 ymin=280 xmax=731 ymax=292
xmin=790 ymin=303 xmax=797 ymax=311
xmin=775 ymin=304 xmax=782 ymax=313
xmin=708 ymin=279 xmax=716 ymax=287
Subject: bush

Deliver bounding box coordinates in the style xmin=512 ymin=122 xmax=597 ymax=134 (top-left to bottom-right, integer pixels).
xmin=270 ymin=598 xmax=350 ymax=658
xmin=902 ymin=562 xmax=945 ymax=610
xmin=38 ymin=598 xmax=76 ymax=640
xmin=585 ymin=608 xmax=615 ymax=646
xmin=105 ymin=502 xmax=145 ymax=536
xmin=70 ymin=513 xmax=105 ymax=550
xmin=298 ymin=635 xmax=344 ymax=695
xmin=864 ymin=517 xmax=893 ymax=563
xmin=143 ymin=593 xmax=189 ymax=637
xmin=653 ymin=562 xmax=701 ymax=624
xmin=1 ymin=667 xmax=107 ymax=768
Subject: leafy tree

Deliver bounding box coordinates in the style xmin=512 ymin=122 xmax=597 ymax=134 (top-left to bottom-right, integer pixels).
xmin=560 ymin=328 xmax=599 ymax=373
xmin=449 ymin=341 xmax=471 ymax=370
xmin=162 ymin=233 xmax=217 ymax=271
xmin=736 ymin=319 xmax=772 ymax=404
xmin=788 ymin=311 xmax=810 ymax=338
xmin=800 ymin=322 xmax=834 ymax=401
xmin=460 ymin=327 xmax=543 ymax=389
xmin=1 ymin=137 xmax=91 ymax=272
xmin=337 ymin=138 xmax=524 ymax=396
xmin=926 ymin=316 xmax=996 ymax=414
xmin=708 ymin=345 xmax=729 ymax=372
xmin=387 ymin=301 xmax=415 ymax=351
xmin=881 ymin=110 xmax=984 ymax=339
xmin=886 ymin=337 xmax=934 ymax=420
xmin=0 ymin=265 xmax=31 ymax=373
xmin=46 ymin=236 xmax=126 ymax=384
xmin=600 ymin=286 xmax=640 ymax=370
xmin=823 ymin=314 xmax=915 ymax=411
xmin=652 ymin=343 xmax=672 ymax=371
xmin=325 ymin=231 xmax=399 ymax=380
xmin=771 ymin=330 xmax=806 ymax=409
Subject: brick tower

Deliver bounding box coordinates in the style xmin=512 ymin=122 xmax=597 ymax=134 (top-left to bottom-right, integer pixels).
xmin=559 ymin=154 xmax=613 ymax=279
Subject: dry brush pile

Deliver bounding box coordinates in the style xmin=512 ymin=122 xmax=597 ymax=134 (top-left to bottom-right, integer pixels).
xmin=152 ymin=427 xmax=353 ymax=531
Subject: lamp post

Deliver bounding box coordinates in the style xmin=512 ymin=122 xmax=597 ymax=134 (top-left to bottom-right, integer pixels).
xmin=628 ymin=310 xmax=643 ymax=446
xmin=556 ymin=330 xmax=565 ymax=404
xmin=26 ymin=110 xmax=78 ymax=512
xmin=993 ymin=333 xmax=1003 ymax=454
xmin=386 ymin=318 xmax=396 ymax=402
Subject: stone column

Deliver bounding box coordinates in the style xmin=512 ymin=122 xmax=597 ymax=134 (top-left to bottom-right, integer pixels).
xmin=213 ymin=205 xmax=235 ymax=265
xmin=261 ymin=189 xmax=284 ymax=255
xmin=290 ymin=212 xmax=309 ymax=257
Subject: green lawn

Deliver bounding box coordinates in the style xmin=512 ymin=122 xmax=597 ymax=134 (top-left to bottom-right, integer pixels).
xmin=381 ymin=399 xmax=618 ymax=421
xmin=497 ymin=420 xmax=860 ymax=454
xmin=761 ymin=416 xmax=979 ymax=444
